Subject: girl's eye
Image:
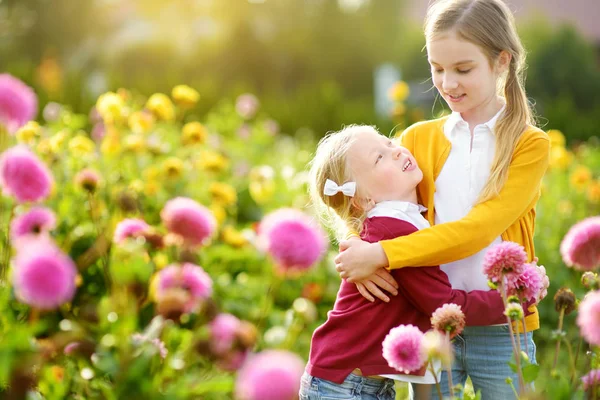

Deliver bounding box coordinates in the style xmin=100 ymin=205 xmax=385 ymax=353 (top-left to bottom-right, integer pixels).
xmin=375 ymin=154 xmax=382 ymax=165
xmin=434 ymin=68 xmax=443 ymax=73
xmin=457 ymin=69 xmax=471 ymax=74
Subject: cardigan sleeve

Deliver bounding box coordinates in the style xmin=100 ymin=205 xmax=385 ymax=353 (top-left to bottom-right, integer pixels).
xmin=381 ymin=128 xmax=550 ymax=269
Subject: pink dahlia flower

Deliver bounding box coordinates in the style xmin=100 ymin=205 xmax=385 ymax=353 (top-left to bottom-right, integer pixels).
xmin=0 ymin=145 xmax=53 ymax=203
xmin=0 ymin=74 xmax=37 ymax=134
xmin=258 ymin=208 xmax=327 ymax=273
xmin=210 ymin=313 xmax=241 ymax=355
xmin=577 ymin=290 xmax=600 ymax=346
xmin=155 ymin=263 xmax=213 ymax=313
xmin=235 ymin=93 xmax=260 ymax=120
xmin=10 ymin=207 xmax=56 ymax=241
xmin=506 ymin=263 xmax=544 ymax=302
xmin=113 ymin=218 xmax=150 ymax=243
xmin=382 ymin=324 xmax=426 ymax=374
xmin=160 ymin=197 xmax=216 ymax=247
xmin=74 ymin=168 xmax=101 ymax=193
xmin=234 ymin=350 xmax=304 ymax=400
xmin=12 ymin=242 xmax=77 ymax=309
xmin=483 ymin=241 xmax=528 ymax=283
xmin=431 ymin=303 xmax=466 ymax=339
xmin=582 ymin=369 xmax=600 ymax=391
xmin=561 ymin=217 xmax=600 ymax=271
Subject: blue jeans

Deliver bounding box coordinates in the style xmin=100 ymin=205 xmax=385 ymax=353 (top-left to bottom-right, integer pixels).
xmin=299 ymin=371 xmax=396 ymax=400
xmin=433 ymin=325 xmax=537 ymax=400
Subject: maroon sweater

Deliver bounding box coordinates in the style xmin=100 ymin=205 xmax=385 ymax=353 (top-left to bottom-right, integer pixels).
xmin=306 ymin=216 xmax=507 ymax=384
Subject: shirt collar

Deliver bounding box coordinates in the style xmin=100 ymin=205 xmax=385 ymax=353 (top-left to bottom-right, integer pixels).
xmin=366 ymin=200 xmax=427 ymax=219
xmin=444 ymin=104 xmax=506 ymax=136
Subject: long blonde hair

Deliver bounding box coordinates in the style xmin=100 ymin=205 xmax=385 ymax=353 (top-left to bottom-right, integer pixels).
xmin=425 ymin=0 xmax=533 ymax=203
xmin=308 ymin=125 xmax=377 ymax=240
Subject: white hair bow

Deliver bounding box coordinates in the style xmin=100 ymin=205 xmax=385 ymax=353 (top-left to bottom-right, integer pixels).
xmin=323 ymin=179 xmax=356 ymax=197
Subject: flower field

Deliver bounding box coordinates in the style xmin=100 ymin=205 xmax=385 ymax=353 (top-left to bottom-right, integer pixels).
xmin=0 ymin=75 xmax=599 ymax=399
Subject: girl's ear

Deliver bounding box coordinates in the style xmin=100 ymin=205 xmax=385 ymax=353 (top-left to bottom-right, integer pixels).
xmin=496 ymin=50 xmax=512 ymax=74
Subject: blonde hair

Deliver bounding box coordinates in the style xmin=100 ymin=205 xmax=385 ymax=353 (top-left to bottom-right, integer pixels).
xmin=308 ymin=125 xmax=378 ymax=240
xmin=425 ymin=0 xmax=533 ymax=203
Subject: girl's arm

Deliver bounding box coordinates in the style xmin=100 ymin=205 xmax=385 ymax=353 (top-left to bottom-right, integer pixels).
xmin=336 ymin=127 xmax=550 ymax=282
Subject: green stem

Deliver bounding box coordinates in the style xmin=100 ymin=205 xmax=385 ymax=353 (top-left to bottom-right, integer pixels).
xmin=553 ymin=307 xmax=565 ymax=369
xmin=570 ymin=337 xmax=583 ymax=385
xmin=500 ymin=279 xmax=525 ymax=394
xmin=428 ymin=362 xmax=443 ymax=400
xmin=446 ymin=331 xmax=455 ymax=398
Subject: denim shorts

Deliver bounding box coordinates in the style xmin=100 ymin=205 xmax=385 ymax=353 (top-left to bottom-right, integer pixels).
xmin=299 ymin=371 xmax=396 ymax=400
xmin=434 ymin=325 xmax=537 ymax=400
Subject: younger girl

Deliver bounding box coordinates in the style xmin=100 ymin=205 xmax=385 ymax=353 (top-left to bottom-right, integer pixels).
xmin=300 ymin=125 xmax=508 ymax=400
xmin=335 ymin=0 xmax=549 ymax=398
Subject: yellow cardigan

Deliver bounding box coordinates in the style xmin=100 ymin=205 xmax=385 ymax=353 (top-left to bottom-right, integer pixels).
xmin=380 ymin=117 xmax=550 ymax=332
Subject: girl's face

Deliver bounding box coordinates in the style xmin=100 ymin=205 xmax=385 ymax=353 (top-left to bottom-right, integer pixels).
xmin=347 ymin=130 xmax=422 ymax=206
xmin=427 ymin=30 xmax=507 ymax=120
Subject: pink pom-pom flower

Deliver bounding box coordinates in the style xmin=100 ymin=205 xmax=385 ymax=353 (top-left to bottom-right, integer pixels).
xmin=577 ymin=290 xmax=600 ymax=346
xmin=0 ymin=145 xmax=53 ymax=203
xmin=382 ymin=324 xmax=426 ymax=374
xmin=258 ymin=208 xmax=327 ymax=274
xmin=160 ymin=197 xmax=216 ymax=247
xmin=113 ymin=218 xmax=150 ymax=244
xmin=483 ymin=241 xmax=528 ymax=283
xmin=210 ymin=313 xmax=241 ymax=356
xmin=561 ymin=217 xmax=600 ymax=271
xmin=0 ymin=74 xmax=37 ymax=134
xmin=431 ymin=303 xmax=466 ymax=339
xmin=582 ymin=369 xmax=600 ymax=392
xmin=234 ymin=350 xmax=304 ymax=400
xmin=235 ymin=93 xmax=260 ymax=120
xmin=506 ymin=262 xmax=544 ymax=302
xmin=155 ymin=263 xmax=213 ymax=313
xmin=12 ymin=242 xmax=77 ymax=310
xmin=10 ymin=206 xmax=56 ymax=242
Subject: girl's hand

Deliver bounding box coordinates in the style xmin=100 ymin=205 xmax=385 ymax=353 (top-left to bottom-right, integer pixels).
xmin=355 ymin=268 xmax=399 ymax=302
xmin=335 ymin=237 xmax=388 ymax=282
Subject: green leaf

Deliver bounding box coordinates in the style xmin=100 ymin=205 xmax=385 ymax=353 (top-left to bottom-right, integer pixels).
xmin=522 ymin=363 xmax=540 ymax=383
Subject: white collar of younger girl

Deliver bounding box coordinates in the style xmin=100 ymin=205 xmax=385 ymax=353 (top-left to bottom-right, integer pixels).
xmin=366 ymin=201 xmax=429 ymax=230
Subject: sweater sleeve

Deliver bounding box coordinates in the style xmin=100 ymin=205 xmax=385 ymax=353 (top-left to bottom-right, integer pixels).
xmin=367 ymin=217 xmax=506 ymax=325
xmin=381 ymin=129 xmax=550 ymax=269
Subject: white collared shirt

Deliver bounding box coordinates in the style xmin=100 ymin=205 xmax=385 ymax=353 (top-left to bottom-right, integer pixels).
xmin=367 ymin=200 xmax=430 ymax=230
xmin=434 ymin=107 xmax=505 ymax=291
xmin=367 ymin=200 xmax=441 ymax=384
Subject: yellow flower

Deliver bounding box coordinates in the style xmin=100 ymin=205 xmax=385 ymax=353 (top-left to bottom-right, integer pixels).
xmin=161 ymin=157 xmax=185 ymax=179
xmin=549 ymin=146 xmax=573 ymax=170
xmin=129 ymin=179 xmax=145 ymax=193
xmin=49 ymin=129 xmax=69 ymax=153
xmin=36 ymin=138 xmax=52 ymax=156
xmin=96 ymin=92 xmax=125 ymax=124
xmin=172 ymin=85 xmax=200 ymax=108
xmin=153 ymin=253 xmax=169 ymax=270
xmin=123 ymin=134 xmax=145 ymax=153
xmin=146 ymin=93 xmax=175 ymax=121
xmin=570 ymin=165 xmax=592 ymax=191
xmin=16 ymin=121 xmax=41 ymax=144
xmin=197 ymin=150 xmax=229 ymax=173
xmin=100 ymin=126 xmax=121 ymax=155
xmin=182 ymin=121 xmax=208 ymax=145
xmin=210 ymin=203 xmax=227 ymax=225
xmin=68 ymin=135 xmax=96 ymax=156
xmin=547 ymin=129 xmax=566 ymax=148
xmin=587 ymin=180 xmax=600 ymax=203
xmin=144 ymin=180 xmax=160 ymax=196
xmin=388 ymin=81 xmax=410 ymax=102
xmin=222 ymin=226 xmax=248 ymax=247
xmin=209 ymin=182 xmax=237 ymax=206
xmin=128 ymin=111 xmax=155 ymax=134
xmin=149 ymin=272 xmax=160 ymax=301
xmin=249 ymin=181 xmax=275 ymax=205
xmin=143 ymin=166 xmax=161 ymax=181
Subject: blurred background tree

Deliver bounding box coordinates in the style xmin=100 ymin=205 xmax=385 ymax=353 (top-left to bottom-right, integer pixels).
xmin=0 ymin=0 xmax=598 ymax=141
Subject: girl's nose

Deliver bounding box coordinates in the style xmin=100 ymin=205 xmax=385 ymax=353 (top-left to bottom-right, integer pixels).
xmin=442 ymin=74 xmax=458 ymax=91
xmin=392 ymin=147 xmax=402 ymax=160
